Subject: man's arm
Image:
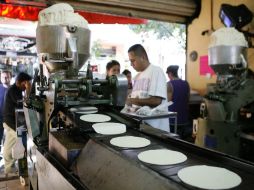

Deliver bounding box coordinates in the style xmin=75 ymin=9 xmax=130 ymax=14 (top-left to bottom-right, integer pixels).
xmin=167 ymin=82 xmax=173 ymax=101
xmin=24 ymin=81 xmax=31 ymax=99
xmin=126 ymin=96 xmax=162 ymax=107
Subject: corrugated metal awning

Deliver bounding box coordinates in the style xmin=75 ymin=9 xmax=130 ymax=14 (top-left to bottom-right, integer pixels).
xmin=2 ymin=0 xmax=201 ymax=23
xmin=0 ymin=3 xmax=147 ymax=24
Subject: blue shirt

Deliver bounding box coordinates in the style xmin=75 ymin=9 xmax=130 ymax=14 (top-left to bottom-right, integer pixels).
xmin=0 ymin=84 xmax=8 ymax=121
xmin=168 ymin=79 xmax=190 ymax=125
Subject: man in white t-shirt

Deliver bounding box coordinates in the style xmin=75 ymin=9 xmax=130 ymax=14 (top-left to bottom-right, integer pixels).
xmin=126 ymin=44 xmax=169 ymax=132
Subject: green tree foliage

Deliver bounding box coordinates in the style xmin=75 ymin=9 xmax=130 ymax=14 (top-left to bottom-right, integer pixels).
xmin=91 ymin=39 xmax=103 ymax=58
xmin=129 ymin=20 xmax=186 ymax=50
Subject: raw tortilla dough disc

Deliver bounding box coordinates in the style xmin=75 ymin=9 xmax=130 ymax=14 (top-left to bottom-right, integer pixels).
xmin=138 ymin=149 xmax=187 ymax=165
xmin=110 ymin=136 xmax=151 ymax=148
xmin=76 ymin=110 xmax=98 ymax=114
xmin=92 ymin=122 xmax=126 ymax=135
xmin=70 ymin=106 xmax=98 ymax=113
xmin=80 ymin=114 xmax=110 ymax=122
xmin=177 ymin=165 xmax=242 ymax=189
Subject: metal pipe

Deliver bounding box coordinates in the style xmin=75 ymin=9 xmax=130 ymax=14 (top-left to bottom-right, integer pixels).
xmin=61 ymin=79 xmax=81 ymax=84
xmin=64 ymin=88 xmax=79 ymax=92
xmin=61 ymin=79 xmax=108 ymax=84
xmin=92 ymin=79 xmax=108 ymax=84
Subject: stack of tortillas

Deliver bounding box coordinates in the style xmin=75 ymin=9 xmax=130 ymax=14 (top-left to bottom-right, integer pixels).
xmin=80 ymin=113 xmax=126 ymax=135
xmin=138 ymin=149 xmax=187 ymax=165
xmin=177 ymin=165 xmax=242 ymax=189
xmin=110 ymin=136 xmax=150 ymax=148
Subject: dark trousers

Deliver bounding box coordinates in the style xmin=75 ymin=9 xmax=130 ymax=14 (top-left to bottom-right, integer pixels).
xmin=170 ymin=123 xmax=194 ymax=142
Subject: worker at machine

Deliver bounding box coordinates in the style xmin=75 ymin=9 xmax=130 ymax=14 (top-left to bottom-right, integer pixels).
xmin=95 ymin=60 xmax=121 ymax=98
xmin=3 ymin=72 xmax=32 ymax=176
xmin=122 ymin=69 xmax=133 ymax=95
xmin=0 ymin=70 xmax=12 ymax=158
xmin=166 ymin=65 xmax=190 ymax=139
xmin=126 ymin=44 xmax=169 ymax=132
xmin=106 ymin=60 xmax=121 ymax=77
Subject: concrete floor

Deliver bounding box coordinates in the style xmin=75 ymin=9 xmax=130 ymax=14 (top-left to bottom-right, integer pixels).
xmin=0 ymin=148 xmax=29 ymax=190
xmin=0 ymin=178 xmax=29 ymax=190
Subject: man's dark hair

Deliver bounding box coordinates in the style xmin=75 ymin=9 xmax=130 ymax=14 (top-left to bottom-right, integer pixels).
xmin=166 ymin=65 xmax=179 ymax=78
xmin=106 ymin=60 xmax=120 ymax=71
xmin=128 ymin=44 xmax=148 ymax=61
xmin=122 ymin=69 xmax=131 ymax=76
xmin=1 ymin=69 xmax=12 ymax=75
xmin=16 ymin=72 xmax=32 ymax=82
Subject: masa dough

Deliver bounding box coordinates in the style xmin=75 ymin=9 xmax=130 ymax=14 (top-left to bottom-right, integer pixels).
xmin=209 ymin=27 xmax=247 ymax=47
xmin=38 ymin=3 xmax=89 ymax=28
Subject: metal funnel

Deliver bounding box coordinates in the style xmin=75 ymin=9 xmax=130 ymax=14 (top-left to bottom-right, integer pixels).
xmin=208 ymin=45 xmax=247 ymax=75
xmin=36 ymin=25 xmax=91 ymax=73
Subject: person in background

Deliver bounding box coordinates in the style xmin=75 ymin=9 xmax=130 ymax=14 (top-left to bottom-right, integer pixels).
xmin=4 ymin=58 xmax=12 ymax=74
xmin=126 ymin=44 xmax=169 ymax=132
xmin=3 ymin=72 xmax=32 ymax=176
xmin=0 ymin=70 xmax=12 ymax=158
xmin=0 ymin=61 xmax=6 ymax=70
xmin=166 ymin=65 xmax=190 ymax=138
xmin=27 ymin=58 xmax=34 ymax=77
xmin=122 ymin=69 xmax=133 ymax=91
xmin=106 ymin=60 xmax=120 ymax=77
xmin=17 ymin=61 xmax=28 ymax=74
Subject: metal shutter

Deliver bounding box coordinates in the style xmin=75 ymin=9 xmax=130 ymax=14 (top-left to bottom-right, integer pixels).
xmin=5 ymin=0 xmax=201 ymax=23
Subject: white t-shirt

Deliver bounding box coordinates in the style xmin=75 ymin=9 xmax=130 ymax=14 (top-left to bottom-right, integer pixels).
xmin=131 ymin=64 xmax=170 ymax=132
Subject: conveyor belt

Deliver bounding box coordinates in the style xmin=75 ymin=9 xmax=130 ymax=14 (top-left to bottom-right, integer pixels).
xmin=46 ymin=109 xmax=254 ymax=190
xmin=86 ymin=129 xmax=254 ymax=190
